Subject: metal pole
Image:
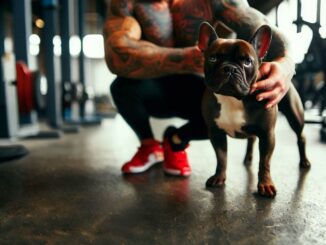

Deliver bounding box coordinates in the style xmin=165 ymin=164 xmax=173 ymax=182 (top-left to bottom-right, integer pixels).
xmin=0 ymin=4 xmax=8 ymax=137
xmin=297 ymin=0 xmax=302 ymax=32
xmin=78 ymin=0 xmax=86 ymax=118
xmin=1 ymin=0 xmax=41 ymax=138
xmin=316 ymin=0 xmax=321 ymax=25
xmin=59 ymin=0 xmax=73 ymax=119
xmin=0 ymin=5 xmax=4 ymax=56
xmin=42 ymin=0 xmax=62 ymax=128
xmin=12 ymin=0 xmax=39 ymax=127
xmin=12 ymin=0 xmax=32 ymax=66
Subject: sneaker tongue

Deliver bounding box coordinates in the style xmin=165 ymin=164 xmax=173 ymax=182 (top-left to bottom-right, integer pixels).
xmin=168 ymin=139 xmax=188 ymax=152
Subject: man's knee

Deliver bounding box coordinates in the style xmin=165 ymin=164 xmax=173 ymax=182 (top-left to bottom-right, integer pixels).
xmin=110 ymin=77 xmax=125 ymax=102
xmin=111 ymin=77 xmax=139 ymax=104
xmin=111 ymin=77 xmax=149 ymax=113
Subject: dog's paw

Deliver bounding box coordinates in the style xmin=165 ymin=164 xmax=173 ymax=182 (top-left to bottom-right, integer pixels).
xmin=257 ymin=181 xmax=277 ymax=198
xmin=300 ymin=159 xmax=311 ymax=169
xmin=206 ymin=174 xmax=226 ymax=187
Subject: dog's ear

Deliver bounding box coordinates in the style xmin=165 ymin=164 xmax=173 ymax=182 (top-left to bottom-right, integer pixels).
xmin=198 ymin=22 xmax=218 ymax=52
xmin=249 ymin=25 xmax=272 ymax=59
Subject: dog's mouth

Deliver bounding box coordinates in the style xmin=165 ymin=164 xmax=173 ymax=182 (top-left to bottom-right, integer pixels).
xmin=208 ymin=73 xmax=251 ymax=99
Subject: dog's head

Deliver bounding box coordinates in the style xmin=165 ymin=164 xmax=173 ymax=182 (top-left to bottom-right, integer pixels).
xmin=198 ymin=22 xmax=272 ymax=99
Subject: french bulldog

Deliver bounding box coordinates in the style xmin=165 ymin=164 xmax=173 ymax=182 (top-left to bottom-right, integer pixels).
xmin=198 ymin=22 xmax=311 ymax=198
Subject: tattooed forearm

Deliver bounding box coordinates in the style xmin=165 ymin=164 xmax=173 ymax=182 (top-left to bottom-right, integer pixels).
xmin=105 ymin=35 xmax=202 ymax=79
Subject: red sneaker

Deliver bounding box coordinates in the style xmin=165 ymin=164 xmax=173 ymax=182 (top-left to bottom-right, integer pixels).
xmin=162 ymin=139 xmax=191 ymax=177
xmin=122 ymin=140 xmax=164 ymax=174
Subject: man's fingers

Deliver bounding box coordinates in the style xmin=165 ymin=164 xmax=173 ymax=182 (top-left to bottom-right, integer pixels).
xmin=251 ymin=78 xmax=274 ymax=92
xmin=251 ymin=64 xmax=279 ymax=94
xmin=250 ymin=76 xmax=278 ymax=94
xmin=256 ymin=86 xmax=282 ymax=108
xmin=265 ymin=96 xmax=282 ymax=109
xmin=256 ymin=86 xmax=279 ymax=100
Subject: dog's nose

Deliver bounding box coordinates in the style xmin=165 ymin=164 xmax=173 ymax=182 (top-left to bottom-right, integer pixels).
xmin=223 ymin=66 xmax=235 ymax=75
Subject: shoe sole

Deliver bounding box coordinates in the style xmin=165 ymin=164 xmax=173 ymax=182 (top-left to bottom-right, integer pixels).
xmin=125 ymin=153 xmax=164 ymax=174
xmin=163 ymin=167 xmax=191 ymax=177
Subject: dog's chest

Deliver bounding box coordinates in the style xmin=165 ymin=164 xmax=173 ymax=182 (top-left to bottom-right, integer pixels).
xmin=214 ymin=94 xmax=247 ymax=137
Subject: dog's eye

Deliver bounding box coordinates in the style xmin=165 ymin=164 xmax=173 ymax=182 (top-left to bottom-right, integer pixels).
xmin=209 ymin=56 xmax=217 ymax=63
xmin=243 ymin=58 xmax=252 ymax=66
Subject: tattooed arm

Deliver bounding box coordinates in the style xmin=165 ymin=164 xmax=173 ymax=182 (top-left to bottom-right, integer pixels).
xmin=212 ymin=0 xmax=295 ymax=108
xmin=103 ymin=1 xmax=203 ymax=79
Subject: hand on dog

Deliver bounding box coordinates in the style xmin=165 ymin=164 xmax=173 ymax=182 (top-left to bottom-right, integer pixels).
xmin=250 ymin=57 xmax=295 ymax=109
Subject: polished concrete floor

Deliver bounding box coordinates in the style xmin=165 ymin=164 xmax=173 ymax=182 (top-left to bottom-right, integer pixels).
xmin=0 ymin=115 xmax=325 ymax=244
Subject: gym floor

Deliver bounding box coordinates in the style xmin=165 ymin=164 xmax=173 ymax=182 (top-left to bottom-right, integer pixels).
xmin=0 ymin=115 xmax=325 ymax=244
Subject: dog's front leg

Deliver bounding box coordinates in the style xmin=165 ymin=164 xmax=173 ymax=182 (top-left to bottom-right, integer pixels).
xmin=206 ymin=126 xmax=227 ymax=187
xmin=257 ymin=132 xmax=277 ymax=197
xmin=244 ymin=136 xmax=256 ymax=166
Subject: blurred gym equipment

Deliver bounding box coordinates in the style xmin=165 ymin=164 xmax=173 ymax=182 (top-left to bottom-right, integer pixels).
xmin=292 ymin=0 xmax=326 ymax=142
